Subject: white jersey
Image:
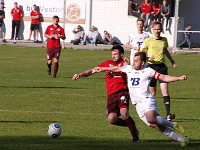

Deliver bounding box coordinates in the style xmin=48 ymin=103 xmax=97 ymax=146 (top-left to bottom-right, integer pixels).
xmin=128 ymin=32 xmax=149 ymax=65
xmin=122 ymin=65 xmax=156 ymax=104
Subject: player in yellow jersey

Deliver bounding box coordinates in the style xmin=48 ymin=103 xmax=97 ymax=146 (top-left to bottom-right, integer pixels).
xmin=140 ymin=21 xmax=176 ymax=121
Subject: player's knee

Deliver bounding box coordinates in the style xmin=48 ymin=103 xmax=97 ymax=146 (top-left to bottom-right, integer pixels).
xmin=48 ymin=60 xmax=52 ymax=64
xmin=54 ymin=59 xmax=58 ymax=63
xmin=146 ymin=117 xmax=157 ymax=124
xmin=107 ymin=114 xmax=118 ymax=124
xmin=120 ymin=112 xmax=129 ymax=120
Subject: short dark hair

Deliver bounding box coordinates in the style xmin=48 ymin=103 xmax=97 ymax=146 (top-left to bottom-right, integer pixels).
xmin=53 ymin=15 xmax=59 ymax=20
xmin=152 ymin=21 xmax=163 ymax=30
xmin=137 ymin=18 xmax=144 ymax=24
xmin=111 ymin=45 xmax=124 ymax=54
xmin=134 ymin=52 xmax=147 ymax=63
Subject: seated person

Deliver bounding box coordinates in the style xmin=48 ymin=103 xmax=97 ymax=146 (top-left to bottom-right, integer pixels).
xmin=151 ymin=1 xmax=161 ymax=23
xmin=70 ymin=25 xmax=84 ymax=45
xmin=102 ymin=30 xmax=121 ymax=45
xmin=83 ymin=26 xmax=99 ymax=45
xmin=128 ymin=0 xmax=140 ymax=17
xmin=160 ymin=0 xmax=171 ymax=30
xmin=141 ymin=0 xmax=152 ymax=29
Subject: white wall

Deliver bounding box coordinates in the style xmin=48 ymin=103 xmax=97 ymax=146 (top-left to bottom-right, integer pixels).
xmin=91 ymin=0 xmax=176 ymax=46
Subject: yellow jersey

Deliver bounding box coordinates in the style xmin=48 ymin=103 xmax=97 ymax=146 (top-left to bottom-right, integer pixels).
xmin=140 ymin=36 xmax=168 ymax=64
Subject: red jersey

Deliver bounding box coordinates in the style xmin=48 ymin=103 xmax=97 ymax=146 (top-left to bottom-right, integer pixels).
xmin=11 ymin=8 xmax=22 ymax=20
xmin=30 ymin=10 xmax=40 ymax=24
xmin=45 ymin=24 xmax=65 ymax=49
xmin=98 ymin=60 xmax=128 ymax=95
xmin=141 ymin=2 xmax=152 ymax=14
xmin=152 ymin=4 xmax=161 ymax=14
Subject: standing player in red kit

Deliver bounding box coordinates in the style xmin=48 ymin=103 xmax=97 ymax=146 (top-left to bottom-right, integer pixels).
xmin=28 ymin=4 xmax=40 ymax=43
xmin=11 ymin=2 xmax=22 ymax=43
xmin=44 ymin=16 xmax=65 ymax=78
xmin=72 ymin=45 xmax=139 ymax=142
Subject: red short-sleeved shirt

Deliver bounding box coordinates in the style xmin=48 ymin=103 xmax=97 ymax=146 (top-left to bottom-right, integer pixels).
xmin=11 ymin=8 xmax=22 ymax=20
xmin=45 ymin=24 xmax=65 ymax=49
xmin=152 ymin=4 xmax=161 ymax=14
xmin=30 ymin=10 xmax=40 ymax=24
xmin=141 ymin=2 xmax=152 ymax=14
xmin=98 ymin=60 xmax=128 ymax=95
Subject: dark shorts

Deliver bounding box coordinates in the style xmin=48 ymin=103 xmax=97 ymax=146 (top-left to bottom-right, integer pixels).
xmin=30 ymin=24 xmax=39 ymax=31
xmin=47 ymin=48 xmax=61 ymax=60
xmin=107 ymin=89 xmax=129 ymax=116
xmin=148 ymin=63 xmax=168 ymax=87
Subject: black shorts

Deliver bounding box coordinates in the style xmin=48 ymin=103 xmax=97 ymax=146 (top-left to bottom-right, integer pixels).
xmin=30 ymin=24 xmax=39 ymax=31
xmin=147 ymin=63 xmax=168 ymax=87
xmin=106 ymin=89 xmax=129 ymax=116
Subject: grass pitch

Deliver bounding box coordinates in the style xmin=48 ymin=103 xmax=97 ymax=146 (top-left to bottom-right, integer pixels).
xmin=0 ymin=45 xmax=200 ymax=150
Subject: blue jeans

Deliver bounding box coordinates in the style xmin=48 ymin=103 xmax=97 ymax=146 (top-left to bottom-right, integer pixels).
xmin=83 ymin=34 xmax=97 ymax=44
xmin=178 ymin=37 xmax=191 ymax=49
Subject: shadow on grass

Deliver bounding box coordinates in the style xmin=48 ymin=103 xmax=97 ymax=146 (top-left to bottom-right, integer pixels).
xmin=0 ymin=136 xmax=199 ymax=150
xmin=0 ymin=85 xmax=87 ymax=89
xmin=0 ymin=120 xmax=57 ymax=124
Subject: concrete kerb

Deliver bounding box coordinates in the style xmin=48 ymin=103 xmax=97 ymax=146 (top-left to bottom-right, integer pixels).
xmin=1 ymin=40 xmax=200 ymax=54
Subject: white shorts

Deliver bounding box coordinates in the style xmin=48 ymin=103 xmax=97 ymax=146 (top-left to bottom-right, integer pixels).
xmin=135 ymin=97 xmax=158 ymax=126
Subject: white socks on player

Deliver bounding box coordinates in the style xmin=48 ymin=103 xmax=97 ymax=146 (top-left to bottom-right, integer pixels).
xmin=156 ymin=116 xmax=174 ymax=128
xmin=163 ymin=127 xmax=185 ymax=142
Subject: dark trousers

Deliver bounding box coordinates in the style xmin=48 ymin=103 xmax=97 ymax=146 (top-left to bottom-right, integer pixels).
xmin=11 ymin=20 xmax=20 ymax=39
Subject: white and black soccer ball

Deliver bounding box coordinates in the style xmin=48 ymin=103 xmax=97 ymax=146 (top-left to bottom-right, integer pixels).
xmin=47 ymin=123 xmax=62 ymax=138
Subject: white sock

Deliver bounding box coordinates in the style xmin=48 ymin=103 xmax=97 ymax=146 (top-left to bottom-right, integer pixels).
xmin=163 ymin=127 xmax=185 ymax=142
xmin=156 ymin=116 xmax=174 ymax=127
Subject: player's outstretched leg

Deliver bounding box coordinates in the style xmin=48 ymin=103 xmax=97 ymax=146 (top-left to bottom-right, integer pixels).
xmin=156 ymin=116 xmax=185 ymax=134
xmin=162 ymin=127 xmax=189 ymax=147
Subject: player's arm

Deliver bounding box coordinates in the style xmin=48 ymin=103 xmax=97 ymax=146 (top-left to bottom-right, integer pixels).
xmin=154 ymin=72 xmax=187 ymax=82
xmin=124 ymin=43 xmax=140 ymax=51
xmin=95 ymin=66 xmax=122 ymax=73
xmin=164 ymin=48 xmax=176 ymax=68
xmin=72 ymin=68 xmax=97 ymax=81
xmin=44 ymin=33 xmax=52 ymax=39
xmin=58 ymin=29 xmax=66 ymax=40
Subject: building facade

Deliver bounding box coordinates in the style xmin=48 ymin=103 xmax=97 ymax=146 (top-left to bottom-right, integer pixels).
xmin=2 ymin=0 xmax=200 ymax=47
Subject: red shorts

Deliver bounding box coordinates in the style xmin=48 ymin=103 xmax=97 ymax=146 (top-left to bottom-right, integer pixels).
xmin=106 ymin=89 xmax=129 ymax=116
xmin=47 ymin=48 xmax=61 ymax=60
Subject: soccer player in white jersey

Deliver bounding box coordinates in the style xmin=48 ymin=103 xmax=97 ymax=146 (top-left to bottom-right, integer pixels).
xmin=95 ymin=52 xmax=189 ymax=147
xmin=124 ymin=18 xmax=149 ymax=65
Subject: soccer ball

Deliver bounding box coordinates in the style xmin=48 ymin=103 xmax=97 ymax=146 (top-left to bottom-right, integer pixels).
xmin=47 ymin=123 xmax=62 ymax=138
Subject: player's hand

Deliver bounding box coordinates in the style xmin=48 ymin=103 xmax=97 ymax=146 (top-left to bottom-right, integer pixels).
xmin=72 ymin=74 xmax=80 ymax=81
xmin=148 ymin=55 xmax=155 ymax=61
xmin=172 ymin=63 xmax=177 ymax=69
xmin=179 ymin=75 xmax=187 ymax=81
xmin=124 ymin=56 xmax=130 ymax=65
xmin=49 ymin=34 xmax=54 ymax=39
xmin=54 ymin=34 xmax=59 ymax=39
xmin=94 ymin=67 xmax=104 ymax=73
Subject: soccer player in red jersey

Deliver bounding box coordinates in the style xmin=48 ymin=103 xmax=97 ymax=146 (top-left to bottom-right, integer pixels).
xmin=72 ymin=45 xmax=139 ymax=142
xmin=28 ymin=4 xmax=40 ymax=43
xmin=11 ymin=2 xmax=22 ymax=43
xmin=44 ymin=16 xmax=66 ymax=78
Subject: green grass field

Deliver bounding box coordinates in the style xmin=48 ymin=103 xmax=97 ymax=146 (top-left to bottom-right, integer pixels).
xmin=0 ymin=45 xmax=199 ymax=150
